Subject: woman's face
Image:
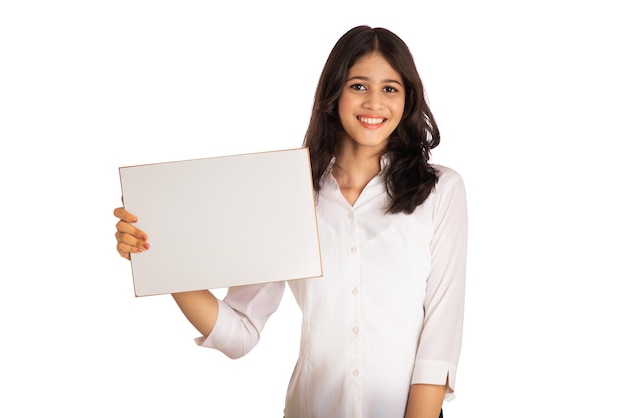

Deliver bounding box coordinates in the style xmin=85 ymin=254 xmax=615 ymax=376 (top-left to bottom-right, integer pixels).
xmin=337 ymin=52 xmax=405 ymax=155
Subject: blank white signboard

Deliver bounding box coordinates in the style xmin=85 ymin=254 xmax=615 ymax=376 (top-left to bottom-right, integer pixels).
xmin=119 ymin=148 xmax=322 ymax=297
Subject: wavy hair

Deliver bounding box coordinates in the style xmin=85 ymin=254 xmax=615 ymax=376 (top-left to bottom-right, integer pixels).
xmin=303 ymin=25 xmax=440 ymax=214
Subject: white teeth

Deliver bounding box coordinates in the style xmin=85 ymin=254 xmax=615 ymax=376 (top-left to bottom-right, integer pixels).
xmin=358 ymin=117 xmax=384 ymax=124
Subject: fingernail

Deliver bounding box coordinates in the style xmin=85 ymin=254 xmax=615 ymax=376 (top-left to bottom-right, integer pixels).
xmin=143 ymin=243 xmax=150 ymax=249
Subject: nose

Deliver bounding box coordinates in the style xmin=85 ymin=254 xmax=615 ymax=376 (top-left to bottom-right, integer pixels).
xmin=363 ymin=90 xmax=384 ymax=110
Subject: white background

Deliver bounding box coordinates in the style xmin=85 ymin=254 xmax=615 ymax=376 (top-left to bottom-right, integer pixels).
xmin=1 ymin=1 xmax=624 ymax=417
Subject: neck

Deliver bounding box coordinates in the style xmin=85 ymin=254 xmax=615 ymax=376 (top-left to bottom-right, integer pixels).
xmin=334 ymin=142 xmax=383 ymax=178
xmin=332 ymin=149 xmax=383 ymax=200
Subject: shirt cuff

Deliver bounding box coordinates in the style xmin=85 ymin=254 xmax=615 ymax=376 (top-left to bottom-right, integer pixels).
xmin=194 ymin=299 xmax=233 ymax=350
xmin=411 ymin=361 xmax=457 ymax=401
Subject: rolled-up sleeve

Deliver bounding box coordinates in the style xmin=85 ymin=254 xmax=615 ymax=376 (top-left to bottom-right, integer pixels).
xmin=411 ymin=168 xmax=468 ymax=400
xmin=195 ymin=281 xmax=286 ymax=359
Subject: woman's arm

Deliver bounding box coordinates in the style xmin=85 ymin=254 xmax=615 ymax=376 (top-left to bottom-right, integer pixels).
xmin=114 ymin=206 xmax=220 ymax=337
xmin=405 ymin=384 xmax=446 ymax=418
xmin=410 ymin=168 xmax=468 ymax=397
xmin=171 ymin=290 xmax=219 ymax=337
xmin=114 ymin=206 xmax=284 ymax=358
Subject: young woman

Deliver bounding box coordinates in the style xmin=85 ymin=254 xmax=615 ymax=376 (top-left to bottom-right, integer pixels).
xmin=114 ymin=25 xmax=467 ymax=418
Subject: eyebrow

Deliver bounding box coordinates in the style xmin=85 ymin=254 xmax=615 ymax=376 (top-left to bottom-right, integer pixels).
xmin=346 ymin=75 xmax=403 ymax=85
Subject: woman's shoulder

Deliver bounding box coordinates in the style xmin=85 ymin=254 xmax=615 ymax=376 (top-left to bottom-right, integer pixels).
xmin=432 ymin=164 xmax=464 ymax=186
xmin=427 ymin=164 xmax=466 ymax=204
xmin=425 ymin=164 xmax=467 ymax=216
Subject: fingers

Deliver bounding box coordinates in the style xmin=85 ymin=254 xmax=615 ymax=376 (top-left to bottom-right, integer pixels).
xmin=115 ymin=228 xmax=150 ymax=259
xmin=114 ymin=207 xmax=149 ymax=259
xmin=115 ymin=219 xmax=148 ymax=241
xmin=116 ymin=241 xmax=145 ymax=260
xmin=113 ymin=207 xmax=137 ymax=223
xmin=115 ymin=227 xmax=149 ymax=248
xmin=115 ymin=222 xmax=149 ymax=245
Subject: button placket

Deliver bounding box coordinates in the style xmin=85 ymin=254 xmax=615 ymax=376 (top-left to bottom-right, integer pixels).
xmin=348 ymin=209 xmax=362 ymax=392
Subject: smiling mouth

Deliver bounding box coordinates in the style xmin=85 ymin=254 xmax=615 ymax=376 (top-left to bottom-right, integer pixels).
xmin=357 ymin=116 xmax=386 ymax=125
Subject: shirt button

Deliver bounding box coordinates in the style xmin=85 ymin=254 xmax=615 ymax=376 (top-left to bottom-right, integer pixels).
xmin=352 ymin=370 xmax=359 ymax=377
xmin=350 ymin=247 xmax=358 ymax=254
xmin=352 ymin=288 xmax=359 ymax=295
xmin=348 ymin=211 xmax=354 ymax=219
xmin=352 ymin=326 xmax=359 ymax=334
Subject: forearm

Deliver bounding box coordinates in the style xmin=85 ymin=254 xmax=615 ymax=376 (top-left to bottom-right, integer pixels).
xmin=171 ymin=290 xmax=219 ymax=337
xmin=404 ymin=384 xmax=446 ymax=418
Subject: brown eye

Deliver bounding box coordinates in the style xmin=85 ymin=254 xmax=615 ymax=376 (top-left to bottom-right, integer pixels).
xmin=350 ymin=83 xmax=367 ymax=91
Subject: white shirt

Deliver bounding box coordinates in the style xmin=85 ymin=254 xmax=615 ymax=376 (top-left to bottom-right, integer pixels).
xmin=197 ymin=163 xmax=468 ymax=418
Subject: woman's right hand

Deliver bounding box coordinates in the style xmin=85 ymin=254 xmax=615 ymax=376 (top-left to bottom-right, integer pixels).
xmin=114 ymin=205 xmax=219 ymax=337
xmin=113 ymin=207 xmax=150 ymax=260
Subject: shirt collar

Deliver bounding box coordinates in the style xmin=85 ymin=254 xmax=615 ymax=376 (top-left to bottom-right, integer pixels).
xmin=321 ymin=154 xmax=389 ymax=189
xmin=325 ymin=153 xmax=389 ymax=172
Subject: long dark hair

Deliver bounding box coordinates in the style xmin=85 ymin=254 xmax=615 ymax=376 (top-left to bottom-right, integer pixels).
xmin=303 ymin=25 xmax=440 ymax=214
